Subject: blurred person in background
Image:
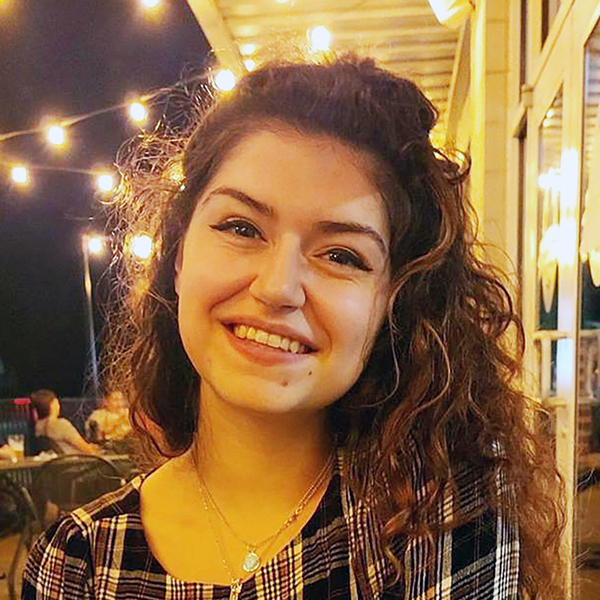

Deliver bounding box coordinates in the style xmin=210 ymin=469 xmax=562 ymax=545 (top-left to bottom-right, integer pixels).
xmin=30 ymin=389 xmax=97 ymax=455
xmin=85 ymin=390 xmax=132 ymax=444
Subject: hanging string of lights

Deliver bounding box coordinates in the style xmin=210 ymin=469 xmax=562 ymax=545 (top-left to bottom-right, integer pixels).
xmin=0 ymin=4 xmax=332 ymax=193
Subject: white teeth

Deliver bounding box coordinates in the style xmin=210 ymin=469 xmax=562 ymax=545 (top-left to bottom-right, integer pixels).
xmin=255 ymin=330 xmax=268 ymax=344
xmin=267 ymin=334 xmax=281 ymax=348
xmin=232 ymin=325 xmax=307 ymax=354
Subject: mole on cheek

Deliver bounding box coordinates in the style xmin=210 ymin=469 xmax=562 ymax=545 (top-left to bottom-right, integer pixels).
xmin=308 ymin=371 xmax=313 ymax=376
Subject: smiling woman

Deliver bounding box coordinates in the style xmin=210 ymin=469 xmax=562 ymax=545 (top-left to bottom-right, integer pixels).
xmin=22 ymin=55 xmax=565 ymax=600
xmin=175 ymin=129 xmax=390 ymax=415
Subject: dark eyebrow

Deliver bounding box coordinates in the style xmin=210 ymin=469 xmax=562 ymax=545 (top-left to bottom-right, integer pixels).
xmin=206 ymin=186 xmax=274 ymax=217
xmin=318 ymin=220 xmax=388 ymax=255
xmin=205 ymin=186 xmax=387 ymax=255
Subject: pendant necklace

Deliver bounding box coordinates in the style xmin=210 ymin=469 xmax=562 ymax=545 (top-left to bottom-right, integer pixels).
xmin=196 ymin=449 xmax=335 ymax=599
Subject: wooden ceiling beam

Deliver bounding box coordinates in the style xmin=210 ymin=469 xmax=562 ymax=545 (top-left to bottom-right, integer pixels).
xmin=186 ymin=0 xmax=245 ymax=76
xmin=223 ymin=8 xmax=438 ymax=28
xmin=230 ymin=24 xmax=456 ymax=43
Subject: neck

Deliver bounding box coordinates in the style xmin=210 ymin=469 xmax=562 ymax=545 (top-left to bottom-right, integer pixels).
xmin=194 ymin=389 xmax=333 ymax=504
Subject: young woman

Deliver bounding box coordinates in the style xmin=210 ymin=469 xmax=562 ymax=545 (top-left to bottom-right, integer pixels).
xmin=23 ymin=55 xmax=565 ymax=599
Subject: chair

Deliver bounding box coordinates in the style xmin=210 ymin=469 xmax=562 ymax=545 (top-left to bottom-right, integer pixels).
xmin=34 ymin=435 xmax=64 ymax=455
xmin=0 ymin=474 xmax=38 ymax=600
xmin=30 ymin=454 xmax=125 ymax=529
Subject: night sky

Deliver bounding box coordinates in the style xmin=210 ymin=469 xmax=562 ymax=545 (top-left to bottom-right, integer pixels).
xmin=0 ymin=0 xmax=209 ymax=397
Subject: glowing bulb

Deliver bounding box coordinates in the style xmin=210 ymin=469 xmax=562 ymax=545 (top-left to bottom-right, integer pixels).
xmin=140 ymin=0 xmax=159 ymax=7
xmin=47 ymin=125 xmax=66 ymax=146
xmin=275 ymin=0 xmax=289 ymax=3
xmin=214 ymin=69 xmax=236 ymax=92
xmin=129 ymin=102 xmax=147 ymax=123
xmin=165 ymin=161 xmax=184 ymax=184
xmin=96 ymin=173 xmax=115 ymax=192
xmin=244 ymin=59 xmax=256 ymax=71
xmin=86 ymin=235 xmax=104 ymax=255
xmin=308 ymin=25 xmax=331 ymax=52
xmin=130 ymin=234 xmax=153 ymax=260
xmin=11 ymin=165 xmax=28 ymax=185
xmin=241 ymin=43 xmax=256 ymax=56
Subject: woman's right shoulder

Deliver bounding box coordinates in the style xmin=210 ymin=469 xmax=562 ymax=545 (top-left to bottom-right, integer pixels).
xmin=22 ymin=477 xmax=147 ymax=599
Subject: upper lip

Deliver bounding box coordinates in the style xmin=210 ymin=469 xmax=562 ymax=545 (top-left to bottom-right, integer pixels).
xmin=224 ymin=317 xmax=317 ymax=351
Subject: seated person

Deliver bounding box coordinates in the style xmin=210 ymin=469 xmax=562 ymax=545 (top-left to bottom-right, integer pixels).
xmin=85 ymin=390 xmax=131 ymax=443
xmin=30 ymin=389 xmax=97 ymax=455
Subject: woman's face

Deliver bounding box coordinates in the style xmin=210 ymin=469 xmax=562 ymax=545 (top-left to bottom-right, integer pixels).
xmin=176 ymin=128 xmax=391 ymax=416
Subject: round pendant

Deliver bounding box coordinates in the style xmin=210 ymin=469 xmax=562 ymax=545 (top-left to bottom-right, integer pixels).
xmin=242 ymin=550 xmax=260 ymax=573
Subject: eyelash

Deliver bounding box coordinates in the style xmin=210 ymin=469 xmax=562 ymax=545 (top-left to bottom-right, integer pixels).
xmin=321 ymin=249 xmax=371 ymax=272
xmin=210 ymin=218 xmax=372 ymax=272
xmin=210 ymin=219 xmax=263 ymax=239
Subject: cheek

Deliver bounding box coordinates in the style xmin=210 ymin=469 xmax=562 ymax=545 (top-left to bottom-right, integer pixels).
xmin=327 ymin=286 xmax=387 ymax=357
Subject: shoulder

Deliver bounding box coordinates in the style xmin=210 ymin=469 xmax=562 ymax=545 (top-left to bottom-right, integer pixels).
xmin=73 ymin=474 xmax=144 ymax=524
xmin=22 ymin=477 xmax=146 ymax=599
xmin=55 ymin=417 xmax=78 ymax=431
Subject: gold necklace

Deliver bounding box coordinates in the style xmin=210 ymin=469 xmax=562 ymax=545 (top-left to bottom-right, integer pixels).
xmin=196 ymin=449 xmax=335 ymax=597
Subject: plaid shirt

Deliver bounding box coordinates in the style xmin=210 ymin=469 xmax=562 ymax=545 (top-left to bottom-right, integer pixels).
xmin=22 ymin=451 xmax=520 ymax=599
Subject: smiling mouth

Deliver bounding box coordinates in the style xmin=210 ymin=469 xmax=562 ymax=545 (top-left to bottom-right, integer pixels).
xmin=230 ymin=324 xmax=312 ymax=355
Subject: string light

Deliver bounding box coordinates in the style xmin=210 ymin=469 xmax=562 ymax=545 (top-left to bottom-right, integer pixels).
xmin=214 ymin=69 xmax=236 ymax=92
xmin=128 ymin=101 xmax=148 ymax=124
xmin=96 ymin=173 xmax=115 ymax=192
xmin=308 ymin=26 xmax=332 ymax=52
xmin=241 ymin=43 xmax=256 ymax=56
xmin=244 ymin=59 xmax=256 ymax=72
xmin=165 ymin=160 xmax=184 ymax=184
xmin=47 ymin=124 xmax=66 ymax=146
xmin=130 ymin=234 xmax=153 ymax=260
xmin=86 ymin=235 xmax=105 ymax=255
xmin=140 ymin=0 xmax=160 ymax=8
xmin=11 ymin=165 xmax=28 ymax=185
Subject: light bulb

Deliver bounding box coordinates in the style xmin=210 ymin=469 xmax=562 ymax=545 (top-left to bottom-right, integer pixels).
xmin=96 ymin=174 xmax=115 ymax=192
xmin=141 ymin=0 xmax=159 ymax=7
xmin=214 ymin=69 xmax=236 ymax=92
xmin=241 ymin=43 xmax=256 ymax=56
xmin=244 ymin=59 xmax=256 ymax=71
xmin=308 ymin=25 xmax=331 ymax=52
xmin=11 ymin=165 xmax=28 ymax=185
xmin=129 ymin=102 xmax=147 ymax=123
xmin=47 ymin=125 xmax=66 ymax=146
xmin=130 ymin=234 xmax=153 ymax=260
xmin=87 ymin=235 xmax=104 ymax=255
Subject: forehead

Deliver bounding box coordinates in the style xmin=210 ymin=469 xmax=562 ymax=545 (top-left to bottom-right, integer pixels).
xmin=200 ymin=128 xmax=388 ymax=231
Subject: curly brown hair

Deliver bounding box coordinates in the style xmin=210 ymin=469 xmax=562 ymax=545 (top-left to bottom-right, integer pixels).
xmin=104 ymin=54 xmax=566 ymax=598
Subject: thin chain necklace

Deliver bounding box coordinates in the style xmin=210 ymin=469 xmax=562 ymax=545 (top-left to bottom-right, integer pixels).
xmin=195 ymin=449 xmax=335 ymax=599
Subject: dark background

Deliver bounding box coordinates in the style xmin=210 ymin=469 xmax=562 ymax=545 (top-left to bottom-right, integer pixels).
xmin=0 ymin=0 xmax=209 ymax=397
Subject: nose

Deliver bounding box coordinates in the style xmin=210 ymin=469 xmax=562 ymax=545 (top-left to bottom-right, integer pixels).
xmin=249 ymin=237 xmax=306 ymax=309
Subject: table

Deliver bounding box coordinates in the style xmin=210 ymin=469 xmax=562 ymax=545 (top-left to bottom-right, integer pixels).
xmin=0 ymin=453 xmax=136 ymax=488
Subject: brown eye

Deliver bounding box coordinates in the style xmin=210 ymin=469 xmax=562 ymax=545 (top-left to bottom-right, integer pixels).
xmin=323 ymin=249 xmax=371 ymax=272
xmin=211 ymin=219 xmax=263 ymax=239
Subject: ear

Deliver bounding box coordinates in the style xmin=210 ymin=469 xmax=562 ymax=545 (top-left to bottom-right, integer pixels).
xmin=174 ymin=242 xmax=184 ymax=296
